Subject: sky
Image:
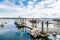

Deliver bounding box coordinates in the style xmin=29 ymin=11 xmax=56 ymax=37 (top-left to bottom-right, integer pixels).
xmin=0 ymin=0 xmax=60 ymax=18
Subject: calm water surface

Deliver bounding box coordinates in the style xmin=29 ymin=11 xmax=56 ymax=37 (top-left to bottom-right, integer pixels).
xmin=0 ymin=19 xmax=59 ymax=40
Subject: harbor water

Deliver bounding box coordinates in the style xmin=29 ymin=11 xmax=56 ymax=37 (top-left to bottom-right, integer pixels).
xmin=0 ymin=19 xmax=59 ymax=40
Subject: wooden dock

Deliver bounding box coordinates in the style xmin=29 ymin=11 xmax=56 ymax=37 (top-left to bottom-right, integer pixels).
xmin=28 ymin=29 xmax=49 ymax=39
xmin=14 ymin=18 xmax=50 ymax=39
xmin=14 ymin=21 xmax=34 ymax=29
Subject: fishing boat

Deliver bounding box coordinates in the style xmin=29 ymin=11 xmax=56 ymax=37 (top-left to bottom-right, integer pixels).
xmin=28 ymin=28 xmax=41 ymax=39
xmin=52 ymin=33 xmax=56 ymax=36
xmin=29 ymin=18 xmax=37 ymax=23
xmin=38 ymin=21 xmax=49 ymax=38
xmin=28 ymin=21 xmax=49 ymax=39
xmin=14 ymin=18 xmax=26 ymax=28
xmin=0 ymin=21 xmax=6 ymax=27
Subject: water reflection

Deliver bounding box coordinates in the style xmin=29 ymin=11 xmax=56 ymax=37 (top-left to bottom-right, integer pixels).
xmin=0 ymin=19 xmax=59 ymax=40
xmin=0 ymin=19 xmax=31 ymax=40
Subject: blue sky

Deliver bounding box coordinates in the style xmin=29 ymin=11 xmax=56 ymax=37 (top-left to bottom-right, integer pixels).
xmin=0 ymin=0 xmax=60 ymax=18
xmin=0 ymin=0 xmax=3 ymax=2
xmin=0 ymin=0 xmax=43 ymax=6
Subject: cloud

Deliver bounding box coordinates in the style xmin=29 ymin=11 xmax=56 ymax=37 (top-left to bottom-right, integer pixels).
xmin=0 ymin=0 xmax=60 ymax=18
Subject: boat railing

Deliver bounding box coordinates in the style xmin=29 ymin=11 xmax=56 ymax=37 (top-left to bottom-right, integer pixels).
xmin=31 ymin=28 xmax=60 ymax=35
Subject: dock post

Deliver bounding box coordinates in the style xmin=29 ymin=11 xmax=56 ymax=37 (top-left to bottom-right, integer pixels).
xmin=47 ymin=21 xmax=49 ymax=32
xmin=24 ymin=18 xmax=26 ymax=32
xmin=42 ymin=21 xmax=44 ymax=33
